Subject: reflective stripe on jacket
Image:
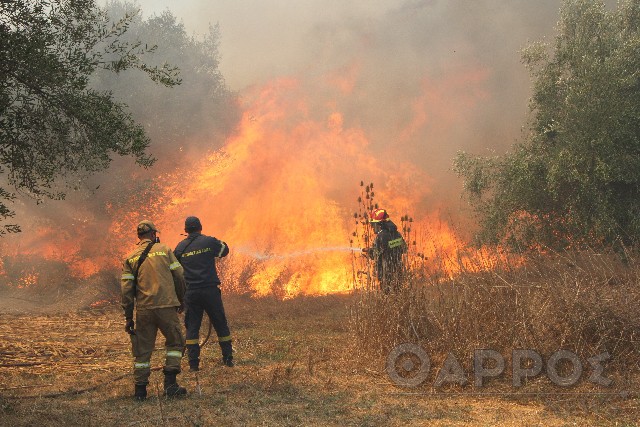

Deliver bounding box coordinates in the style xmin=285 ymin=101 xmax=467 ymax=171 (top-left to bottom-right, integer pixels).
xmin=372 ymin=221 xmax=406 ymax=281
xmin=121 ymin=239 xmax=186 ymax=319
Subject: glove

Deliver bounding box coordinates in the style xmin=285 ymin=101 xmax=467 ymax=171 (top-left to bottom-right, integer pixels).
xmin=125 ymin=318 xmax=136 ymax=335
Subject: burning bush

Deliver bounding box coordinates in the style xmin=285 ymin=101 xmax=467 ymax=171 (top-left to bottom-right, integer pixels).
xmin=0 ymin=256 xmax=74 ymax=291
xmin=0 ymin=255 xmax=120 ymax=311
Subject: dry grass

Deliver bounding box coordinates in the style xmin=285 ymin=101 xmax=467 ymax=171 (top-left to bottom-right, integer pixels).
xmin=351 ymin=248 xmax=640 ymax=398
xmin=0 ymin=293 xmax=638 ymax=426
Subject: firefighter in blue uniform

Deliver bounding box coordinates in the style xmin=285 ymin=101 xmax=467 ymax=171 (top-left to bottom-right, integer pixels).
xmin=175 ymin=216 xmax=234 ymax=370
xmin=362 ymin=209 xmax=407 ymax=293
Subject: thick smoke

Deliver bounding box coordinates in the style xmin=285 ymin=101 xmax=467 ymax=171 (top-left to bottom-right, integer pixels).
xmin=134 ymin=0 xmax=564 ymax=212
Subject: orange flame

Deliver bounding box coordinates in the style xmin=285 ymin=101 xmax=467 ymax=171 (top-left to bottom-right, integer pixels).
xmin=144 ymin=77 xmax=500 ymax=295
xmin=16 ymin=272 xmax=38 ymax=289
xmin=0 ymin=226 xmax=105 ymax=279
xmin=1 ymin=70 xmax=504 ymax=295
xmin=152 ymin=78 xmax=385 ymax=296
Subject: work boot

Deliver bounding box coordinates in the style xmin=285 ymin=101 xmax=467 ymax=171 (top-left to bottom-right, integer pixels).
xmin=220 ymin=341 xmax=234 ymax=367
xmin=134 ymin=384 xmax=147 ymax=402
xmin=163 ymin=369 xmax=187 ymax=397
xmin=222 ymin=355 xmax=234 ymax=368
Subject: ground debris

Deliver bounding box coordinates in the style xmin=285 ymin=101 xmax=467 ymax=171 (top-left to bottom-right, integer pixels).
xmin=0 ymin=295 xmax=637 ymax=426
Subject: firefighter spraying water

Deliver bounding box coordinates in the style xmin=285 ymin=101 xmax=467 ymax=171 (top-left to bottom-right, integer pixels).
xmin=361 ymin=209 xmax=407 ymax=294
xmin=175 ymin=217 xmax=234 ymax=370
xmin=230 ymin=205 xmax=409 ymax=294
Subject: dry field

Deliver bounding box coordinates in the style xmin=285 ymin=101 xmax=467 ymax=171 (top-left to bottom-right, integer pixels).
xmin=0 ymin=293 xmax=638 ymax=426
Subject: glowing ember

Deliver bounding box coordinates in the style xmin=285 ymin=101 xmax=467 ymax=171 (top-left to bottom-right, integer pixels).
xmin=90 ymin=299 xmax=112 ymax=309
xmin=16 ymin=272 xmax=38 ymax=289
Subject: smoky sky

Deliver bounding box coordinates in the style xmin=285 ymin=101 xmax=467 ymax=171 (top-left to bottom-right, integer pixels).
xmin=128 ymin=0 xmax=566 ymax=214
xmin=0 ymin=0 xmax=568 ymax=239
xmin=10 ymin=0 xmax=577 ymax=237
xmin=131 ymin=1 xmax=559 ymax=89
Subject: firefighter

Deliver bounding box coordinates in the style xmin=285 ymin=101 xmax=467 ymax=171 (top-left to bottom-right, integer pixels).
xmin=121 ymin=220 xmax=187 ymax=401
xmin=174 ymin=216 xmax=233 ymax=370
xmin=362 ymin=209 xmax=407 ymax=293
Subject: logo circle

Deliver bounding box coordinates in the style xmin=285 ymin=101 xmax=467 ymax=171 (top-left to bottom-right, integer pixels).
xmin=386 ymin=343 xmax=430 ymax=388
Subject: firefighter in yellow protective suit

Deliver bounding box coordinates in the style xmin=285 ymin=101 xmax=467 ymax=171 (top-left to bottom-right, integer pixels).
xmin=121 ymin=220 xmax=187 ymax=401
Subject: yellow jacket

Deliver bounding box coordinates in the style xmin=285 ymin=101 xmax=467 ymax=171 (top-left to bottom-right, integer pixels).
xmin=121 ymin=239 xmax=186 ymax=319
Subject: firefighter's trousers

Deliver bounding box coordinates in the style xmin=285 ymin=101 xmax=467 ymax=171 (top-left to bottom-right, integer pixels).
xmin=184 ymin=286 xmax=232 ymax=368
xmin=130 ymin=307 xmax=185 ymax=385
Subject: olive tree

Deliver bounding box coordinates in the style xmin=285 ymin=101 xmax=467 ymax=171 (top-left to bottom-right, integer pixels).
xmin=455 ymin=0 xmax=640 ymax=249
xmin=0 ymin=0 xmax=180 ymax=233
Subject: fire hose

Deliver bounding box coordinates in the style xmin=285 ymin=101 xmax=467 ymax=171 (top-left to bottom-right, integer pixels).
xmin=199 ymin=318 xmax=213 ymax=348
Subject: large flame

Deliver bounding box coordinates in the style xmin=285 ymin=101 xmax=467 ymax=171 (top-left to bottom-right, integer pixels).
xmin=144 ymin=78 xmax=433 ymax=296
xmin=1 ymin=69 xmax=501 ymax=295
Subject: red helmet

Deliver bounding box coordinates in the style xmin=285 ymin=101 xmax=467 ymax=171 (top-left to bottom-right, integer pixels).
xmin=369 ymin=208 xmax=390 ymax=223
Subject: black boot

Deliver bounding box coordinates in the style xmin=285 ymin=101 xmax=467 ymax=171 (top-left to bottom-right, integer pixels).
xmin=222 ymin=355 xmax=234 ymax=367
xmin=186 ymin=344 xmax=200 ymax=372
xmin=220 ymin=341 xmax=234 ymax=367
xmin=134 ymin=384 xmax=147 ymax=401
xmin=163 ymin=369 xmax=187 ymax=397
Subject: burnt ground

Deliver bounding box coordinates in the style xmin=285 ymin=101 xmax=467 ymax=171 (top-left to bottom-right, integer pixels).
xmin=0 ymin=293 xmax=638 ymax=426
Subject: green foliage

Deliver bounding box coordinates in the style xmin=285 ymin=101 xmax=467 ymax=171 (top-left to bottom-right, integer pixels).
xmin=0 ymin=0 xmax=180 ymax=233
xmin=81 ymin=1 xmax=238 ymax=230
xmin=455 ymin=0 xmax=640 ymax=249
xmin=92 ymin=2 xmax=236 ymax=156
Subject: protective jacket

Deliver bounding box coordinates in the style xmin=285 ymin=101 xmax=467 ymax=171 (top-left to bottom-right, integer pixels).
xmin=372 ymin=221 xmax=406 ymax=287
xmin=121 ymin=239 xmax=186 ymax=319
xmin=174 ymin=233 xmax=229 ymax=289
